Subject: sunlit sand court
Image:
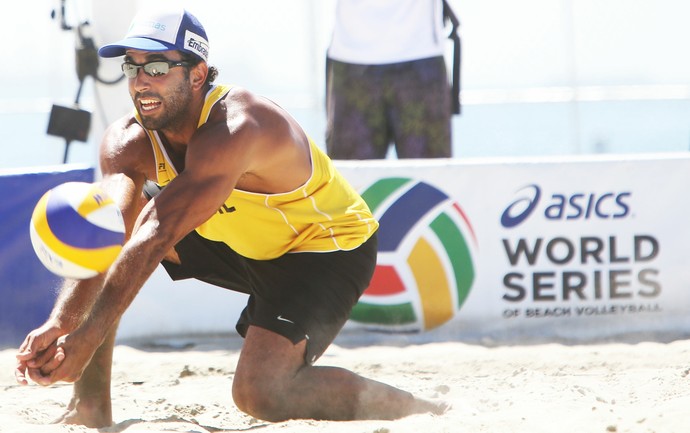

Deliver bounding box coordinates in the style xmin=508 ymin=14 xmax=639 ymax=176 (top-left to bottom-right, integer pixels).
xmin=3 ymin=332 xmax=689 ymax=433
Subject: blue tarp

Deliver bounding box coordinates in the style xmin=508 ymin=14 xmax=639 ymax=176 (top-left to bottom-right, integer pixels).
xmin=0 ymin=166 xmax=94 ymax=347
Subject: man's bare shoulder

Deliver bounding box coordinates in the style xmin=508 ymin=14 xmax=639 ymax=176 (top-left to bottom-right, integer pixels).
xmin=217 ymin=86 xmax=290 ymax=123
xmin=102 ymin=115 xmax=147 ymax=149
xmin=191 ymin=86 xmax=310 ymax=193
xmin=222 ymin=85 xmax=255 ymax=106
xmin=203 ymin=86 xmax=304 ymax=153
xmin=99 ymin=114 xmax=154 ymax=176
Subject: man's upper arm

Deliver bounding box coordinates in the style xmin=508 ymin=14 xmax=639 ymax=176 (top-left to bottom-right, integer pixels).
xmin=97 ymin=118 xmax=150 ymax=237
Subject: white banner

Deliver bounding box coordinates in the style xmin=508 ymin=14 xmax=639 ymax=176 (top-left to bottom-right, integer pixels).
xmin=336 ymin=153 xmax=690 ymax=341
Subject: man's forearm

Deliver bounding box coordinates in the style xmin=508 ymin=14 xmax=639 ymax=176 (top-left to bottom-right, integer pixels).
xmin=49 ymin=276 xmax=106 ymax=331
xmin=78 ymin=223 xmax=168 ymax=347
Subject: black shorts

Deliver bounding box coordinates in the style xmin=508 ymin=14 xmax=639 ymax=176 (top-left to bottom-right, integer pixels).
xmin=161 ymin=230 xmax=378 ymax=364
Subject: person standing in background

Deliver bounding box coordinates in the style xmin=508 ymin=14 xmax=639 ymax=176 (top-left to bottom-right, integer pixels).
xmin=326 ymin=0 xmax=454 ymax=159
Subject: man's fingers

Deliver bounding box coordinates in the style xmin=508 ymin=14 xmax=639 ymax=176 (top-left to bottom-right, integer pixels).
xmin=26 ymin=344 xmax=58 ymax=368
xmin=14 ymin=325 xmax=67 ymax=386
xmin=39 ymin=348 xmax=65 ymax=375
xmin=14 ymin=359 xmax=29 ymax=385
xmin=17 ymin=325 xmax=64 ymax=358
xmin=26 ymin=367 xmax=51 ymax=386
xmin=17 ymin=330 xmax=54 ymax=360
xmin=16 ymin=335 xmax=37 ymax=360
xmin=25 ymin=347 xmax=66 ymax=386
xmin=15 ymin=334 xmax=38 ymax=385
xmin=28 ymin=354 xmax=78 ymax=387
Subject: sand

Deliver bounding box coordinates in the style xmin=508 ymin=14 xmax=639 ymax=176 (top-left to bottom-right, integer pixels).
xmin=2 ymin=332 xmax=690 ymax=433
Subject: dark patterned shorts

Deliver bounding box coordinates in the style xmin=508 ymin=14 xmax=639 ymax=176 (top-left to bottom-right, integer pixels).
xmin=326 ymin=56 xmax=452 ymax=159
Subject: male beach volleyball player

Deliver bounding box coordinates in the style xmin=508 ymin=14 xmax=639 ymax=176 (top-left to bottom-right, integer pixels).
xmin=14 ymin=7 xmax=446 ymax=427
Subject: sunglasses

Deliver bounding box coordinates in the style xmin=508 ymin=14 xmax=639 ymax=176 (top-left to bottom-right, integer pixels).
xmin=121 ymin=60 xmax=189 ymax=78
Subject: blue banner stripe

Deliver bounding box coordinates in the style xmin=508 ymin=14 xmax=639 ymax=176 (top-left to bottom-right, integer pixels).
xmin=378 ymin=182 xmax=448 ymax=252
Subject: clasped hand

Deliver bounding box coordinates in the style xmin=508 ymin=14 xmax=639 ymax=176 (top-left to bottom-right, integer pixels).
xmin=15 ymin=323 xmax=91 ymax=386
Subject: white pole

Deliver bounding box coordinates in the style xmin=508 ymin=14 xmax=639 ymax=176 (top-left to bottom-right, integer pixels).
xmin=88 ymin=0 xmax=137 ymax=177
xmin=562 ymin=0 xmax=582 ymax=154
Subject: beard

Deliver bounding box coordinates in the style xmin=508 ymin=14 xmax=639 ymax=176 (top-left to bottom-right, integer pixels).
xmin=135 ymin=79 xmax=194 ymax=131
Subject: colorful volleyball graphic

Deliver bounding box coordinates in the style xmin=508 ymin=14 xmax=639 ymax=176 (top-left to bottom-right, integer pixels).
xmin=29 ymin=182 xmax=125 ymax=279
xmin=351 ymin=178 xmax=477 ymax=332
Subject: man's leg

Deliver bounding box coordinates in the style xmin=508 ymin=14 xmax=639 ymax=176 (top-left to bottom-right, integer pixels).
xmin=53 ymin=322 xmax=118 ymax=428
xmin=326 ymin=59 xmax=390 ymax=159
xmin=232 ymin=325 xmax=446 ymax=422
xmin=388 ymin=56 xmax=452 ymax=159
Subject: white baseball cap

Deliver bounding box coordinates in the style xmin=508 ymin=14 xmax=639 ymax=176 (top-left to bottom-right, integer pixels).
xmin=98 ymin=8 xmax=209 ymax=62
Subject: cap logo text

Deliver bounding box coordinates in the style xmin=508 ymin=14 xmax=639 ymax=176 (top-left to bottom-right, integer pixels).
xmin=184 ymin=30 xmax=209 ymax=61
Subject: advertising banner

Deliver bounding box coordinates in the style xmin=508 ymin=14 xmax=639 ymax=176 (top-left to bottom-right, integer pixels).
xmin=0 ymin=165 xmax=94 ymax=347
xmin=5 ymin=155 xmax=689 ymax=345
xmin=337 ymin=154 xmax=690 ymax=341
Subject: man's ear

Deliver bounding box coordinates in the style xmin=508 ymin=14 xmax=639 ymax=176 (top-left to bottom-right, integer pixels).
xmin=191 ymin=62 xmax=208 ymax=90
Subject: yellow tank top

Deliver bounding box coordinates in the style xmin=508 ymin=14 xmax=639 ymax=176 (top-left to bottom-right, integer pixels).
xmin=136 ymin=85 xmax=378 ymax=260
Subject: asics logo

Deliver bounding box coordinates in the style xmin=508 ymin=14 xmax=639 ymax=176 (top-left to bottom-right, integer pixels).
xmin=501 ymin=184 xmax=540 ymax=228
xmin=501 ymin=184 xmax=632 ymax=228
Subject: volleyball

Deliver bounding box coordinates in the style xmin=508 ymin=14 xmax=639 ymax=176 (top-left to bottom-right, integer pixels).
xmin=29 ymin=182 xmax=126 ymax=279
xmin=351 ymin=178 xmax=477 ymax=332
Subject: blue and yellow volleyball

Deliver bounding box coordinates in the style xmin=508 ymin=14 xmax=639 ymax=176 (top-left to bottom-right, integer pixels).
xmin=29 ymin=182 xmax=125 ymax=279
